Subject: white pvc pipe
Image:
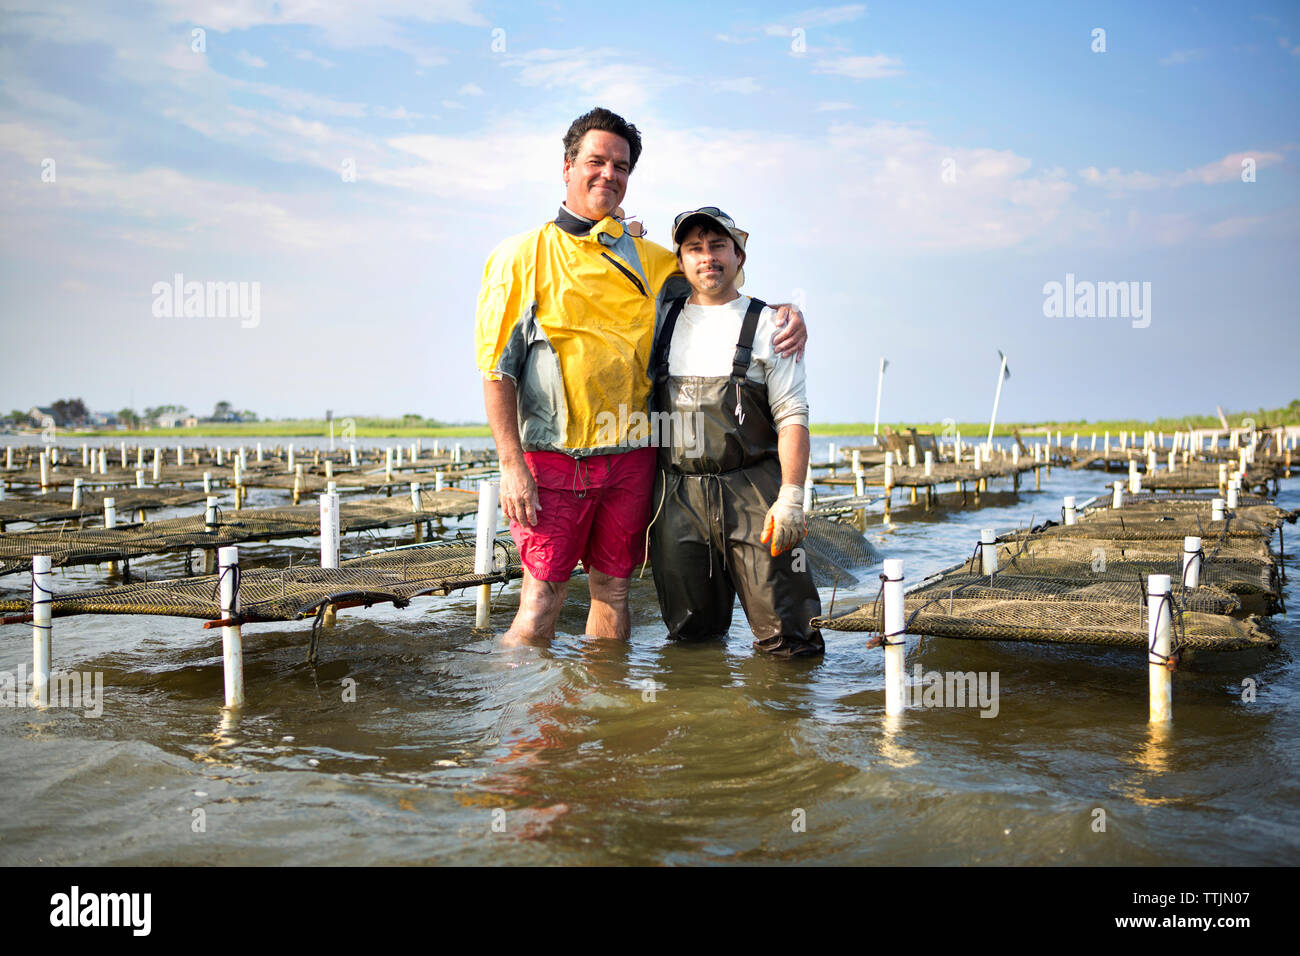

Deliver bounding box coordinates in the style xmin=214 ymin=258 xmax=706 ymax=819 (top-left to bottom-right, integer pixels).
xmin=1211 ymin=498 xmax=1225 ymax=522
xmin=216 ymin=446 xmax=224 ymax=467
xmin=203 ymin=471 xmax=212 ymax=494
xmin=98 ymin=449 xmax=107 ymax=475
xmin=205 ymin=495 xmax=219 ymax=530
xmin=152 ymin=448 xmax=161 ymax=482
xmin=855 ymin=473 xmax=866 ymax=497
xmin=924 ymin=449 xmax=933 ymax=476
xmin=435 ymin=471 xmax=446 ymax=492
xmin=82 ymin=443 xmax=89 ymax=468
xmin=256 ymin=442 xmax=264 ymax=462
xmin=1148 ymin=574 xmax=1173 ymax=724
xmin=385 ymin=447 xmax=393 ymax=482
xmin=350 ymin=445 xmax=358 ymax=467
xmin=287 ymin=444 xmax=295 ymax=473
xmin=135 ymin=469 xmax=145 ymax=489
xmin=1063 ymin=495 xmax=1076 ymax=525
xmin=72 ymin=477 xmax=84 ymax=509
xmin=1167 ymin=450 xmax=1175 ymax=474
xmin=907 ymin=444 xmax=917 ymax=468
xmin=396 ymin=445 xmax=403 ymax=468
xmin=1182 ymin=536 xmax=1202 ymax=589
xmin=851 ymin=449 xmax=862 ymax=476
xmin=218 ymin=546 xmax=243 ymax=708
xmin=973 ymin=445 xmax=982 ymax=471
xmin=410 ymin=481 xmax=422 ymax=513
xmin=828 ymin=442 xmax=837 ymax=474
xmin=1226 ymin=483 xmax=1238 ymax=510
xmin=980 ymin=529 xmax=997 ymax=575
xmin=103 ymin=497 xmax=116 ymax=529
xmin=39 ymin=451 xmax=49 ymax=492
xmin=883 ymin=451 xmax=893 ymax=491
xmin=475 ymin=479 xmax=501 ymax=627
xmin=32 ymin=555 xmax=52 ymax=706
xmin=320 ymin=493 xmax=340 ymax=569
xmin=454 ymin=443 xmax=462 ymax=464
xmin=803 ymin=469 xmax=814 ymax=512
xmin=882 ymin=558 xmax=906 ymax=717
xmin=176 ymin=445 xmax=182 ymax=467
xmin=1128 ymin=459 xmax=1141 ymax=494
xmin=327 ymin=480 xmax=337 ymax=495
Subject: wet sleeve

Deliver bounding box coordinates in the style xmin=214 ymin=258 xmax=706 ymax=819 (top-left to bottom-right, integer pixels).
xmin=474 ymin=235 xmax=529 ymax=383
xmin=759 ymin=308 xmax=809 ymax=431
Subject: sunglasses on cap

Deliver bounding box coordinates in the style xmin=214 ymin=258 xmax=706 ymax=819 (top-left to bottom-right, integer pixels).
xmin=672 ymin=206 xmax=748 ymax=247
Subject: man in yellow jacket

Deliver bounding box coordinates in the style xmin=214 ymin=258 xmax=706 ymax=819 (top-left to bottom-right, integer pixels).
xmin=475 ymin=107 xmax=805 ymax=645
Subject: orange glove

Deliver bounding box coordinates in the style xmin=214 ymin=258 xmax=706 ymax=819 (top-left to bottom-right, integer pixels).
xmin=760 ymin=484 xmax=807 ymax=556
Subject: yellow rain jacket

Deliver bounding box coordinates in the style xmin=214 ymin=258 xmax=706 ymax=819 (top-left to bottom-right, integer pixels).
xmin=476 ymin=209 xmax=681 ymax=456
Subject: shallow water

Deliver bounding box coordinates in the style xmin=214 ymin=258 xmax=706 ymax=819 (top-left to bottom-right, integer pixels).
xmin=1 ymin=435 xmax=1296 ymax=865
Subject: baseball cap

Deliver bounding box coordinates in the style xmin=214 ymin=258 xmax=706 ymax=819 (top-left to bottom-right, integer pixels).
xmin=672 ymin=206 xmax=747 ymax=288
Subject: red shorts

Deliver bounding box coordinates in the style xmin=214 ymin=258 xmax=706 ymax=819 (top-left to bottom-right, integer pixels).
xmin=510 ymin=447 xmax=657 ymax=581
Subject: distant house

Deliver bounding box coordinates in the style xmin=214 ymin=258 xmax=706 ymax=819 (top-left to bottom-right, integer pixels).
xmin=155 ymin=412 xmax=189 ymax=428
xmin=28 ymin=406 xmax=59 ymax=427
xmin=185 ymin=416 xmax=199 ymax=428
xmin=89 ymin=411 xmax=118 ymax=427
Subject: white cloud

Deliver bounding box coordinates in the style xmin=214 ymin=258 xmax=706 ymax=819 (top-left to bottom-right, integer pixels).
xmin=291 ymin=48 xmax=337 ymax=69
xmin=503 ymin=47 xmax=684 ymax=108
xmin=373 ymin=105 xmax=425 ymax=120
xmin=788 ymin=4 xmax=867 ymax=27
xmin=236 ymin=50 xmax=267 ymax=69
xmin=712 ymin=77 xmax=761 ymax=94
xmin=815 ymin=101 xmax=855 ymax=111
xmin=813 ymin=54 xmax=903 ymax=79
xmin=1158 ymin=49 xmax=1205 ymax=66
xmin=1079 ymin=151 xmax=1284 ymax=190
xmin=458 ymin=83 xmax=485 ymax=96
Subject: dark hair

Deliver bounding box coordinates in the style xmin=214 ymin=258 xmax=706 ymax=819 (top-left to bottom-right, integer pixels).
xmin=674 ymin=215 xmax=744 ymax=259
xmin=563 ymin=107 xmax=643 ymax=172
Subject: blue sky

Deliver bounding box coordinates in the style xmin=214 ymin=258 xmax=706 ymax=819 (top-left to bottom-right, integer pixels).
xmin=1 ymin=0 xmax=1297 ymax=425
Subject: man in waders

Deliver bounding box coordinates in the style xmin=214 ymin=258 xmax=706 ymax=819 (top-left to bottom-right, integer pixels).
xmin=646 ymin=208 xmax=823 ymax=658
xmin=476 ymin=109 xmax=807 ymax=646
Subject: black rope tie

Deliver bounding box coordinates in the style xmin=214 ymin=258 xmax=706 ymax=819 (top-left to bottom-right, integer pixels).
xmin=31 ymin=567 xmax=54 ymax=633
xmin=209 ymin=561 xmax=242 ymax=613
xmin=865 ymin=572 xmax=908 ymax=648
xmin=1146 ymin=589 xmax=1185 ymax=665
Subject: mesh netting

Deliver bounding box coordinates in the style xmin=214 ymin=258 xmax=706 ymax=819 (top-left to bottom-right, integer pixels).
xmin=0 ymin=489 xmax=482 ymax=576
xmin=802 ymin=516 xmax=877 ymax=587
xmin=1002 ymin=511 xmax=1275 ymax=542
xmin=0 ymin=488 xmax=211 ymax=525
xmin=906 ymin=571 xmax=1239 ymax=615
xmin=812 ymin=595 xmax=1273 ymax=651
xmin=0 ymin=536 xmax=519 ymax=624
xmin=988 ymin=536 xmax=1277 ymax=595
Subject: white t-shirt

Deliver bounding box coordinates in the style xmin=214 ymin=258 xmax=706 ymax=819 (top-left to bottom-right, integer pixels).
xmin=665 ymin=295 xmax=809 ymax=430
